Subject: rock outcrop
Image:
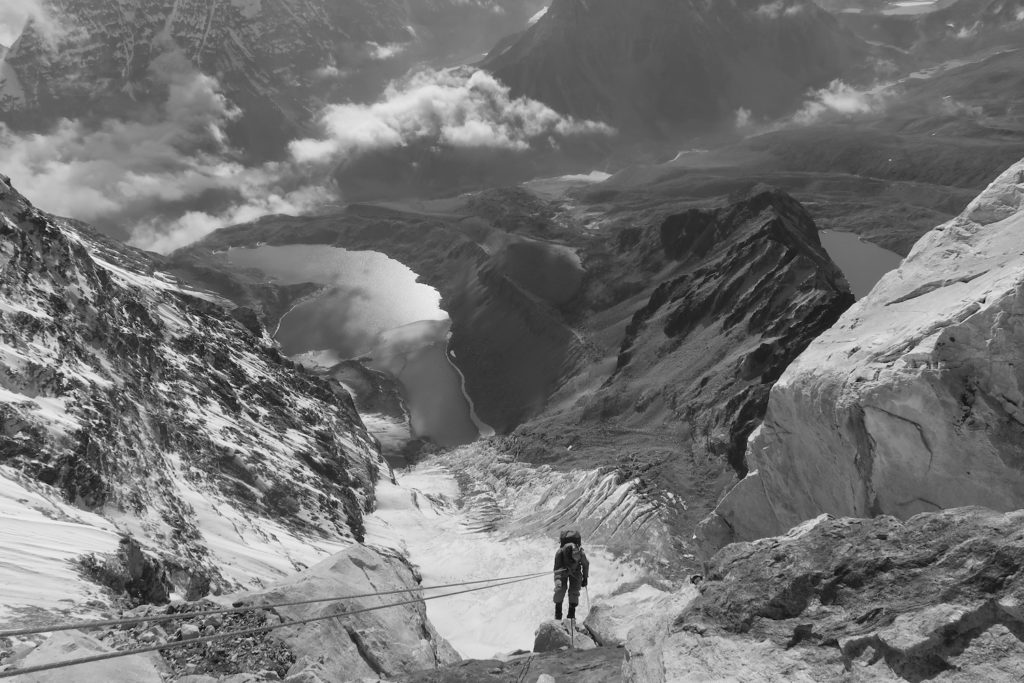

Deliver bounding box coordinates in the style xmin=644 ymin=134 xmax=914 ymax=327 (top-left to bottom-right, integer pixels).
xmin=0 ymin=173 xmax=385 ymax=608
xmin=241 ymin=546 xmax=460 ymax=680
xmin=533 ymin=620 xmax=598 ymax=652
xmin=702 ymin=158 xmax=1024 ymax=553
xmin=11 ymin=631 xmax=164 ymax=683
xmin=626 ymin=508 xmax=1024 ymax=682
xmin=4 ymin=545 xmax=459 ymax=681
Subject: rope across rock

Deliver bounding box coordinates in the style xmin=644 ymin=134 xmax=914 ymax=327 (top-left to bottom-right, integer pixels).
xmin=0 ymin=568 xmax=566 ymax=678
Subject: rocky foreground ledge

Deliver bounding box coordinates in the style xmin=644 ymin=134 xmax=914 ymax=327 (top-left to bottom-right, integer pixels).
xmin=627 ymin=507 xmax=1024 ymax=682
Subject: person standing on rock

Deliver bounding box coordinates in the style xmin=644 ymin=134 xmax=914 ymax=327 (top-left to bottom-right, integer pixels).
xmin=553 ymin=529 xmax=589 ymax=621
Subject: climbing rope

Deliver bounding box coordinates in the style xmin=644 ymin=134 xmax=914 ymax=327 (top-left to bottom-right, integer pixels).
xmin=0 ymin=569 xmax=563 ymax=639
xmin=0 ymin=570 xmax=565 ymax=679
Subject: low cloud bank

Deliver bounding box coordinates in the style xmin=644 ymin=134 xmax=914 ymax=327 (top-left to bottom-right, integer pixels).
xmin=2 ymin=60 xmax=613 ymax=253
xmin=791 ymin=79 xmax=891 ymax=125
xmin=1 ymin=51 xmax=326 ymax=253
xmin=289 ymin=67 xmax=614 ymax=165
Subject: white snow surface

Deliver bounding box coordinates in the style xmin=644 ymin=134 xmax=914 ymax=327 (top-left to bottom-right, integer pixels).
xmin=365 ymin=463 xmax=649 ymax=659
xmin=0 ymin=467 xmax=120 ymax=624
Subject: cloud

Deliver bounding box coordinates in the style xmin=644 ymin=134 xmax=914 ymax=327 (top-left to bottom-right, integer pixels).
xmin=289 ymin=67 xmax=614 ymax=165
xmin=791 ymin=79 xmax=891 ymax=125
xmin=366 ymin=42 xmax=407 ymax=60
xmin=1 ymin=61 xmax=611 ymax=254
xmin=0 ymin=0 xmax=66 ymax=48
xmin=0 ymin=50 xmax=329 ymax=253
xmin=734 ymin=107 xmax=754 ymax=129
xmin=755 ymin=1 xmax=807 ymax=19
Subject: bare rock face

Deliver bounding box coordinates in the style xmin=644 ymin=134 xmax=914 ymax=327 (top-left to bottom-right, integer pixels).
xmin=701 ymin=158 xmax=1024 ymax=553
xmin=0 ymin=174 xmax=385 ymax=601
xmin=627 ymin=508 xmax=1024 ymax=682
xmin=533 ymin=620 xmax=597 ymax=652
xmin=11 ymin=630 xmax=164 ymax=682
xmin=584 ymin=585 xmax=698 ymax=647
xmin=225 ymin=545 xmax=461 ymax=680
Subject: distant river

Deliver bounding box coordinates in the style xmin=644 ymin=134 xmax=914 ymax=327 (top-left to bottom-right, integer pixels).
xmin=225 ymin=245 xmax=485 ymax=448
xmin=819 ymin=230 xmax=903 ymax=299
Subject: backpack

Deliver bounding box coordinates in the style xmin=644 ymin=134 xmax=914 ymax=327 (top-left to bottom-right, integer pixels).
xmin=561 ymin=542 xmax=582 ymax=572
xmin=558 ymin=529 xmax=583 ymax=574
xmin=559 ymin=529 xmax=582 ymax=547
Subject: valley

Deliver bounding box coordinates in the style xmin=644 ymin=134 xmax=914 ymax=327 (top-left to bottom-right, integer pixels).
xmin=2 ymin=0 xmax=1024 ymax=680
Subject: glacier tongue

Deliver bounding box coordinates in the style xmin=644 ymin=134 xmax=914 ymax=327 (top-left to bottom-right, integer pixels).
xmin=365 ymin=456 xmax=659 ymax=659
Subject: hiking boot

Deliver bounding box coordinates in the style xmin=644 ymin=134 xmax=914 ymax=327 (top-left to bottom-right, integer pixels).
xmin=567 ymin=605 xmax=576 ymax=620
xmin=555 ymin=604 xmax=562 ymax=620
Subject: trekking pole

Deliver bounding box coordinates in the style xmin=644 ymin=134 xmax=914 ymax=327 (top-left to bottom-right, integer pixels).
xmin=585 ymin=587 xmax=591 ymax=616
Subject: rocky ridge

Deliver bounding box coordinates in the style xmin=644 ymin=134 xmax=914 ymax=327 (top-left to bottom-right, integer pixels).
xmin=510 ymin=186 xmax=853 ymax=555
xmin=0 ymin=172 xmax=385 ymax=612
xmin=701 ymin=156 xmax=1024 ymax=553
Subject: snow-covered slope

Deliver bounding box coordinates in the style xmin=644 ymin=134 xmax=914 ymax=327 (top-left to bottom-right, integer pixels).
xmin=700 ymin=157 xmax=1024 ymax=552
xmin=0 ymin=173 xmax=386 ymax=621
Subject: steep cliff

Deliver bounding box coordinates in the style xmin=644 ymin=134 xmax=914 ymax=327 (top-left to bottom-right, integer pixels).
xmin=701 ymin=157 xmax=1024 ymax=553
xmin=511 ymin=187 xmax=853 ymax=546
xmin=0 ymin=172 xmax=385 ymax=614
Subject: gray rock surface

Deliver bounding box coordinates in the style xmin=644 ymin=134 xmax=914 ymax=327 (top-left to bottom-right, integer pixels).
xmin=533 ymin=620 xmax=597 ymax=653
xmin=627 ymin=507 xmax=1024 ymax=682
xmin=702 ymin=157 xmax=1024 ymax=553
xmin=584 ymin=585 xmax=697 ymax=648
xmin=11 ymin=630 xmax=164 ymax=682
xmin=239 ymin=545 xmax=460 ymax=681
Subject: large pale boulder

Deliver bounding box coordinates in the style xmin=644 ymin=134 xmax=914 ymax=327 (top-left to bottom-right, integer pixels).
xmin=533 ymin=620 xmax=598 ymax=652
xmin=238 ymin=545 xmax=460 ymax=681
xmin=11 ymin=631 xmax=164 ymax=683
xmin=702 ymin=159 xmax=1024 ymax=549
xmin=584 ymin=584 xmax=698 ymax=647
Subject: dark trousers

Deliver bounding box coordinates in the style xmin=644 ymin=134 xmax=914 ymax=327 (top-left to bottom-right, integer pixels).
xmin=553 ymin=575 xmax=582 ymax=606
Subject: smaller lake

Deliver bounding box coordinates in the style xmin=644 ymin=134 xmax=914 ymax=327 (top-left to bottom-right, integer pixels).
xmin=819 ymin=230 xmax=903 ymax=299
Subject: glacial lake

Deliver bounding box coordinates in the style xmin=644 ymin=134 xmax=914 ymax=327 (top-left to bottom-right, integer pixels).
xmin=819 ymin=230 xmax=903 ymax=299
xmin=226 ymin=245 xmax=484 ymax=448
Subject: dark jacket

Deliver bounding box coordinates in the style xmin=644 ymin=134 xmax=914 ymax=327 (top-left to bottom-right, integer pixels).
xmin=553 ymin=543 xmax=590 ymax=583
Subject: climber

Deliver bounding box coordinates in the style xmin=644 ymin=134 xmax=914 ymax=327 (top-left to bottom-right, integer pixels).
xmin=553 ymin=529 xmax=589 ymax=621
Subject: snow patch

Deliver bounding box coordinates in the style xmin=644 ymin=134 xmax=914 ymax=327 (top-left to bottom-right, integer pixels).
xmin=0 ymin=467 xmax=121 ymax=624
